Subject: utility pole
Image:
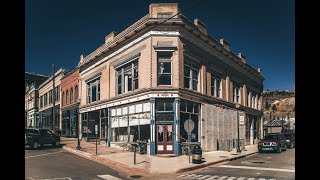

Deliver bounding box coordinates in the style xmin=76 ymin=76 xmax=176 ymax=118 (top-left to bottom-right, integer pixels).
xmin=52 ymin=64 xmax=56 ymax=134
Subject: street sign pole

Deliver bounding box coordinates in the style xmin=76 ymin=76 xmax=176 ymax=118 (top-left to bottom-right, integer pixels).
xmin=184 ymin=119 xmax=195 ymax=164
xmin=95 ymin=125 xmax=98 ymax=155
xmin=188 ymin=132 xmax=191 ymax=163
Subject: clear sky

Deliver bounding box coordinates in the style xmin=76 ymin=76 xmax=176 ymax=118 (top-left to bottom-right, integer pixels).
xmin=25 ymin=0 xmax=295 ymax=91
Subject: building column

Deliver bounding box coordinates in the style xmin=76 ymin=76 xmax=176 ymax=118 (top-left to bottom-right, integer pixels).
xmin=226 ymin=76 xmax=230 ymax=101
xmin=150 ymin=98 xmax=156 ymax=155
xmin=107 ymin=108 xmax=111 ymax=147
xmin=243 ymin=84 xmax=247 ymax=106
xmin=174 ymin=98 xmax=181 ymax=155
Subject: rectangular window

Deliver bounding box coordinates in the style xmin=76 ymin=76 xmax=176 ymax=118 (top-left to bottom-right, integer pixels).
xmin=116 ymin=60 xmax=139 ymax=95
xmin=158 ymin=52 xmax=172 ymax=85
xmin=40 ymin=96 xmax=43 ymax=108
xmin=233 ymin=82 xmax=240 ymax=103
xmin=44 ymin=93 xmax=48 ymax=106
xmin=184 ymin=58 xmax=199 ymax=91
xmin=211 ymin=70 xmax=221 ymax=98
xmin=252 ymin=93 xmax=256 ymax=109
xmin=87 ymin=78 xmax=100 ymax=103
xmin=155 ymin=99 xmax=174 ymax=121
xmin=56 ymin=86 xmax=60 ymax=101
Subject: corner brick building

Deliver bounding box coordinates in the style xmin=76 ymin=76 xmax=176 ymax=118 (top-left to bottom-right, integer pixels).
xmin=77 ymin=3 xmax=264 ymax=155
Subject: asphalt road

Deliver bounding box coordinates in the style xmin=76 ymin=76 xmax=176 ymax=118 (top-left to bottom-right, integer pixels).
xmin=25 ymin=146 xmax=127 ymax=180
xmin=175 ymin=148 xmax=295 ymax=180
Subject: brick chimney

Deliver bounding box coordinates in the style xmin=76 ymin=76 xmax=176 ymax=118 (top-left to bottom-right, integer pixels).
xmin=105 ymin=31 xmax=117 ymax=44
xmin=149 ymin=3 xmax=179 ymax=19
xmin=194 ymin=18 xmax=207 ymax=35
xmin=220 ymin=39 xmax=231 ymax=52
xmin=238 ymin=53 xmax=246 ymax=63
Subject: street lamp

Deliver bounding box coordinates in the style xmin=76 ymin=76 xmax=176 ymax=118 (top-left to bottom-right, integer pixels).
xmin=235 ymin=103 xmax=241 ymax=153
xmin=76 ymin=115 xmax=81 ymax=150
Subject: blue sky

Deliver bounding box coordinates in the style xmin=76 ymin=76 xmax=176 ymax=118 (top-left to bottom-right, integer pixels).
xmin=25 ymin=0 xmax=295 ymax=90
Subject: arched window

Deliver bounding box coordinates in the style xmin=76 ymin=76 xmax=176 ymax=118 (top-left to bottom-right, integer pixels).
xmin=66 ymin=90 xmax=69 ymax=105
xmin=62 ymin=92 xmax=65 ymax=106
xmin=70 ymin=88 xmax=73 ymax=103
xmin=75 ymin=85 xmax=78 ymax=101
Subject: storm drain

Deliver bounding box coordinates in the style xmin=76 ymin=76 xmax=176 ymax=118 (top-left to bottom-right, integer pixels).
xmin=130 ymin=175 xmax=143 ymax=179
xmin=231 ymin=154 xmax=239 ymax=155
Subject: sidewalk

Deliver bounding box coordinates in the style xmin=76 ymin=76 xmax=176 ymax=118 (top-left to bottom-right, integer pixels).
xmin=60 ymin=138 xmax=258 ymax=176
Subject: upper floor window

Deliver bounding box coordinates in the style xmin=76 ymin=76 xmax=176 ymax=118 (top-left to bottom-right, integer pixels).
xmin=211 ymin=70 xmax=221 ymax=98
xmin=184 ymin=59 xmax=200 ymax=91
xmin=251 ymin=93 xmax=256 ymax=108
xmin=233 ymin=82 xmax=240 ymax=103
xmin=66 ymin=90 xmax=69 ymax=105
xmin=55 ymin=86 xmax=60 ymax=101
xmin=40 ymin=96 xmax=43 ymax=108
xmin=117 ymin=61 xmax=138 ymax=94
xmin=75 ymin=85 xmax=78 ymax=101
xmin=158 ymin=52 xmax=172 ymax=85
xmin=62 ymin=92 xmax=65 ymax=106
xmin=87 ymin=78 xmax=100 ymax=103
xmin=70 ymin=88 xmax=73 ymax=103
xmin=44 ymin=93 xmax=48 ymax=106
xmin=49 ymin=90 xmax=52 ymax=104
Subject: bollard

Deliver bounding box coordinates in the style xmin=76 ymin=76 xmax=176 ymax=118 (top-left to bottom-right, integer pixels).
xmin=133 ymin=145 xmax=136 ymax=165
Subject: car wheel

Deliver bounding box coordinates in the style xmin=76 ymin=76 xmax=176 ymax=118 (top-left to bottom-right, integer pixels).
xmin=53 ymin=140 xmax=60 ymax=147
xmin=277 ymin=146 xmax=282 ymax=153
xmin=290 ymin=143 xmax=294 ymax=149
xmin=33 ymin=141 xmax=39 ymax=150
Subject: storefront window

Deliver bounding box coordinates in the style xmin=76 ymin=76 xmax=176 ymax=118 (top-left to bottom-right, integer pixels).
xmin=180 ymin=100 xmax=200 ymax=142
xmin=156 ymin=99 xmax=174 ymax=122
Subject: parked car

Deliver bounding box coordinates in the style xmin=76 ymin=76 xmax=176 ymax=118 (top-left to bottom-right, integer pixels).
xmin=283 ymin=132 xmax=295 ymax=149
xmin=258 ymin=133 xmax=287 ymax=153
xmin=25 ymin=128 xmax=60 ymax=149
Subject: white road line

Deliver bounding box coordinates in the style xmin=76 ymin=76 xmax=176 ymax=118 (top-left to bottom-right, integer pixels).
xmin=177 ymin=174 xmax=189 ymax=178
xmin=247 ymin=178 xmax=255 ymax=180
xmin=205 ymin=175 xmax=220 ymax=180
xmin=219 ymin=165 xmax=295 ymax=173
xmin=97 ymin=174 xmax=122 ymax=180
xmin=197 ymin=175 xmax=212 ymax=179
xmin=185 ymin=174 xmax=200 ymax=179
xmin=25 ymin=151 xmax=64 ymax=159
xmin=236 ymin=177 xmax=245 ymax=180
xmin=258 ymin=178 xmax=266 ymax=180
xmin=217 ymin=176 xmax=228 ymax=180
xmin=226 ymin=177 xmax=236 ymax=180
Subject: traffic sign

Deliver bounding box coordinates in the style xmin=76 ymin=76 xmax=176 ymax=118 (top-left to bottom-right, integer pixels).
xmin=184 ymin=119 xmax=194 ymax=133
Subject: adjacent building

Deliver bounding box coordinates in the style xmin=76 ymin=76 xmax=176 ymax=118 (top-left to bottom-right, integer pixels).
xmin=60 ymin=67 xmax=80 ymax=137
xmin=38 ymin=68 xmax=68 ymax=131
xmin=25 ymin=72 xmax=49 ymax=127
xmin=76 ymin=3 xmax=264 ymax=155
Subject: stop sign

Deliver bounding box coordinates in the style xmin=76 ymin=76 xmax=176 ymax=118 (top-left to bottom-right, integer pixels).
xmin=184 ymin=119 xmax=194 ymax=133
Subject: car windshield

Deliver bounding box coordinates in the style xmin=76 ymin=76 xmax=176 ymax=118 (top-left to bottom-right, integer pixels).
xmin=264 ymin=135 xmax=279 ymax=140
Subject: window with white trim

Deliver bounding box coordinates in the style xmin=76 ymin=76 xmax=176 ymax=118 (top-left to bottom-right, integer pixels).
xmin=184 ymin=58 xmax=200 ymax=91
xmin=211 ymin=70 xmax=221 ymax=98
xmin=158 ymin=52 xmax=172 ymax=85
xmin=87 ymin=78 xmax=100 ymax=103
xmin=116 ymin=60 xmax=139 ymax=95
xmin=251 ymin=93 xmax=256 ymax=108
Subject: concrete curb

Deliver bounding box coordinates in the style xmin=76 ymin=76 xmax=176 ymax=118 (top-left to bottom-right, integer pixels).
xmin=175 ymin=151 xmax=258 ymax=173
xmin=61 ymin=145 xmax=149 ymax=177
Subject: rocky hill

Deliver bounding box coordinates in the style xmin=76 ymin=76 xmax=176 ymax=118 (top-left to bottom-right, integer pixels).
xmin=263 ymin=90 xmax=295 ymax=120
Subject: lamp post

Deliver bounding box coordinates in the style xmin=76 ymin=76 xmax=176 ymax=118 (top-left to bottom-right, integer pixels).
xmin=235 ymin=103 xmax=241 ymax=153
xmin=76 ymin=113 xmax=81 ymax=150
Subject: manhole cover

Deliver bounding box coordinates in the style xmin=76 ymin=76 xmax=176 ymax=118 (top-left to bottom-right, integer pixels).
xmin=130 ymin=175 xmax=143 ymax=179
xmin=251 ymin=161 xmax=266 ymax=164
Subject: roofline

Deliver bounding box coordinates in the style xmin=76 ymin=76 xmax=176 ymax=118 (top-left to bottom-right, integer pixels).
xmin=25 ymin=72 xmax=50 ymax=78
xmin=38 ymin=67 xmax=68 ymax=89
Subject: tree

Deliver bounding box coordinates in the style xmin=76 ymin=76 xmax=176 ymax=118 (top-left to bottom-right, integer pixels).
xmin=272 ymin=104 xmax=277 ymax=112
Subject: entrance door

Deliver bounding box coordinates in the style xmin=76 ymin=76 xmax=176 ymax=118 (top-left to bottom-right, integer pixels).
xmin=157 ymin=125 xmax=174 ymax=154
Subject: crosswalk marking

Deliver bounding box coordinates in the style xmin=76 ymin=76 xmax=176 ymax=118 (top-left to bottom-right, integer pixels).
xmin=219 ymin=165 xmax=294 ymax=173
xmin=197 ymin=175 xmax=213 ymax=179
xmin=97 ymin=174 xmax=122 ymax=180
xmin=177 ymin=174 xmax=276 ymax=180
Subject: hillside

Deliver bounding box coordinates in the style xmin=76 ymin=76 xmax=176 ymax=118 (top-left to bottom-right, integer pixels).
xmin=263 ymin=90 xmax=295 ymax=120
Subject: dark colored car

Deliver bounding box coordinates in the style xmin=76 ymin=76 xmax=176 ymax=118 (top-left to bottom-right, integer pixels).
xmin=258 ymin=133 xmax=287 ymax=153
xmin=25 ymin=128 xmax=60 ymax=149
xmin=283 ymin=132 xmax=295 ymax=149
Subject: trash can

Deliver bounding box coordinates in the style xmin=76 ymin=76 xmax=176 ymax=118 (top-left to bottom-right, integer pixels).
xmin=192 ymin=145 xmax=202 ymax=164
